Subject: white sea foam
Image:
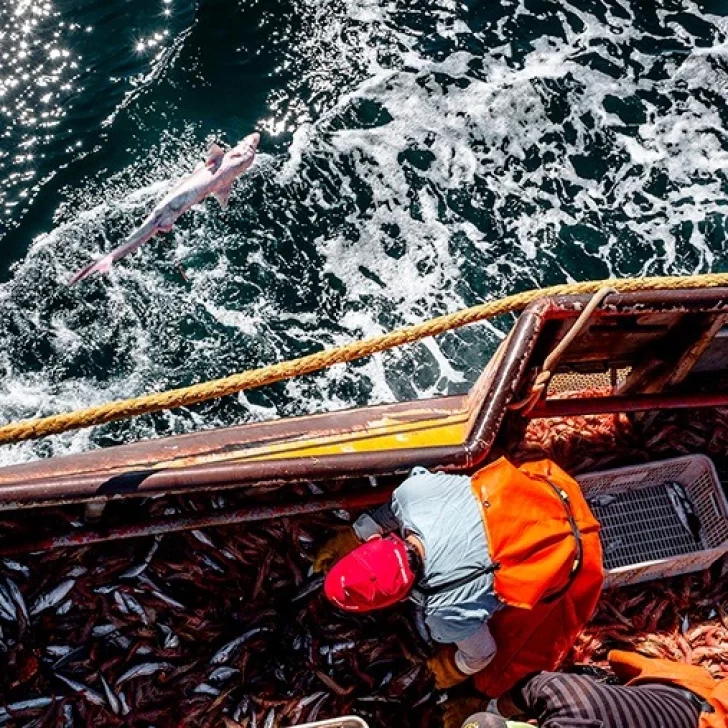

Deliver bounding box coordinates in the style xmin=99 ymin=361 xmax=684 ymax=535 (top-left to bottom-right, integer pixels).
xmin=2 ymin=0 xmax=728 ymax=465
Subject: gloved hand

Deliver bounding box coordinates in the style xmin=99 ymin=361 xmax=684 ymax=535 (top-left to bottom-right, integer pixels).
xmin=427 ymin=645 xmax=469 ymax=690
xmin=312 ymin=527 xmax=362 ymax=574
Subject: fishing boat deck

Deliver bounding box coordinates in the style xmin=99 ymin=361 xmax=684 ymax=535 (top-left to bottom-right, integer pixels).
xmin=0 ymin=408 xmax=726 ymax=727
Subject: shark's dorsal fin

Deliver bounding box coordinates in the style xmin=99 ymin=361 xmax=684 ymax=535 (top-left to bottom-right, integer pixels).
xmin=206 ymin=143 xmax=225 ymax=170
xmin=213 ymin=182 xmax=233 ymax=210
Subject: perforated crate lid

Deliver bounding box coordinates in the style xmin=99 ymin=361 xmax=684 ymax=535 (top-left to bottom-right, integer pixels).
xmin=578 ymin=455 xmax=728 ymax=571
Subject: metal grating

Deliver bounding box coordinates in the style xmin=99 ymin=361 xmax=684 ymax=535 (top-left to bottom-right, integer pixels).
xmin=592 ymin=483 xmax=702 ymax=569
xmin=549 ymin=367 xmax=631 ymax=395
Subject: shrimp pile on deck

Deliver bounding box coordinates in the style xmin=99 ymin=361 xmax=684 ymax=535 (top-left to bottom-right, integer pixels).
xmin=568 ymin=568 xmax=728 ymax=678
xmin=0 ymin=507 xmax=436 ymax=727
xmin=511 ymin=399 xmax=728 ymax=476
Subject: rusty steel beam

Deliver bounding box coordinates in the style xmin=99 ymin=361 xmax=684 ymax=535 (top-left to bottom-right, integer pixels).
xmin=465 ymin=304 xmax=549 ymax=466
xmin=0 ymin=446 xmax=461 ymax=510
xmin=546 ymin=287 xmax=728 ymax=318
xmin=529 ymin=391 xmax=728 ymax=419
xmin=0 ymin=486 xmax=397 ymax=557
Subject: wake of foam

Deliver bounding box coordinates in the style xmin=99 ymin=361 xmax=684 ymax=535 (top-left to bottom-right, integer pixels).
xmin=3 ymin=0 xmax=728 ymax=465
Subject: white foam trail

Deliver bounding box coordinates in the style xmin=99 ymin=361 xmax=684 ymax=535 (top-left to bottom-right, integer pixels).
xmin=3 ymin=0 xmax=728 ymax=465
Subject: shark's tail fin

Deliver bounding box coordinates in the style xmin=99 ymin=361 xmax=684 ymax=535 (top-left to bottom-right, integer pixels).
xmin=68 ymin=254 xmax=114 ymax=286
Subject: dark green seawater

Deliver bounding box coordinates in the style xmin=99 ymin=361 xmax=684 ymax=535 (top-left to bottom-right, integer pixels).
xmin=2 ymin=0 xmax=728 ymax=464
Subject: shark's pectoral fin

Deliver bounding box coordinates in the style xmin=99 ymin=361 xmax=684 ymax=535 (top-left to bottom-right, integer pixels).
xmin=206 ymin=143 xmax=225 ymax=171
xmin=213 ymin=183 xmax=233 ymax=210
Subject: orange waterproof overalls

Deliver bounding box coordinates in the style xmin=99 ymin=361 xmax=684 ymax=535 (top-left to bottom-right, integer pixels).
xmin=468 ymin=457 xmax=604 ymax=697
xmin=609 ymin=651 xmax=728 ymax=727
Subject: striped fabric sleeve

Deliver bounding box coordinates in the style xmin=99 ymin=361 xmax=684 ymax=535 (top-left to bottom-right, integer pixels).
xmin=519 ymin=673 xmax=702 ymax=728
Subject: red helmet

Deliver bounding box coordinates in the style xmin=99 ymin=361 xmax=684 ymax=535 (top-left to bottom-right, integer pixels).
xmin=324 ymin=534 xmax=416 ymax=612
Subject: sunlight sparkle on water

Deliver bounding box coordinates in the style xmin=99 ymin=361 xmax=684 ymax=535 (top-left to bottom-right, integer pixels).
xmin=0 ymin=0 xmax=80 ymax=216
xmin=260 ymin=116 xmax=289 ymax=136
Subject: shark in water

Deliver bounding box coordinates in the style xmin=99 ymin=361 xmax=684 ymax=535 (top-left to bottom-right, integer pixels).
xmin=69 ymin=132 xmax=260 ymax=285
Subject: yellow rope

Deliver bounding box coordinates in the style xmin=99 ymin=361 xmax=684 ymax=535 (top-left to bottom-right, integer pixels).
xmin=2 ymin=273 xmax=728 ymax=445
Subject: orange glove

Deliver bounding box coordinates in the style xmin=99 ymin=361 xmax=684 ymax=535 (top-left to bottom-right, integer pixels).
xmin=312 ymin=527 xmax=362 ymax=574
xmin=427 ymin=645 xmax=469 ymax=690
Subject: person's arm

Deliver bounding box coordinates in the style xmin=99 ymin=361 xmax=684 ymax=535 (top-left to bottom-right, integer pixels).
xmin=453 ymin=620 xmax=497 ymax=675
xmin=428 ymin=621 xmax=497 ymax=689
xmin=356 ymin=465 xmax=434 ymax=539
xmin=314 ymin=465 xmax=428 ymax=573
xmin=313 ymin=501 xmax=400 ymax=573
xmin=352 ymin=503 xmax=399 ymax=540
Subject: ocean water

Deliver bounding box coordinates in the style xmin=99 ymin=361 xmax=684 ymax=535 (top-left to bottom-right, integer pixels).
xmin=1 ymin=0 xmax=728 ymax=465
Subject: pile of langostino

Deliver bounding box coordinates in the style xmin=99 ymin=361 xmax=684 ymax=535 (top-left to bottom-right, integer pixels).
xmin=0 ymin=406 xmax=727 ymax=726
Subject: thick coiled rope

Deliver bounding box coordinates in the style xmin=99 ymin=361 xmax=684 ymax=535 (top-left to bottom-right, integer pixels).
xmin=1 ymin=273 xmax=727 ymax=445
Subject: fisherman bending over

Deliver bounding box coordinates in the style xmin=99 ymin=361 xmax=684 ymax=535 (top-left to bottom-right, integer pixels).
xmin=313 ymin=457 xmax=604 ymax=697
